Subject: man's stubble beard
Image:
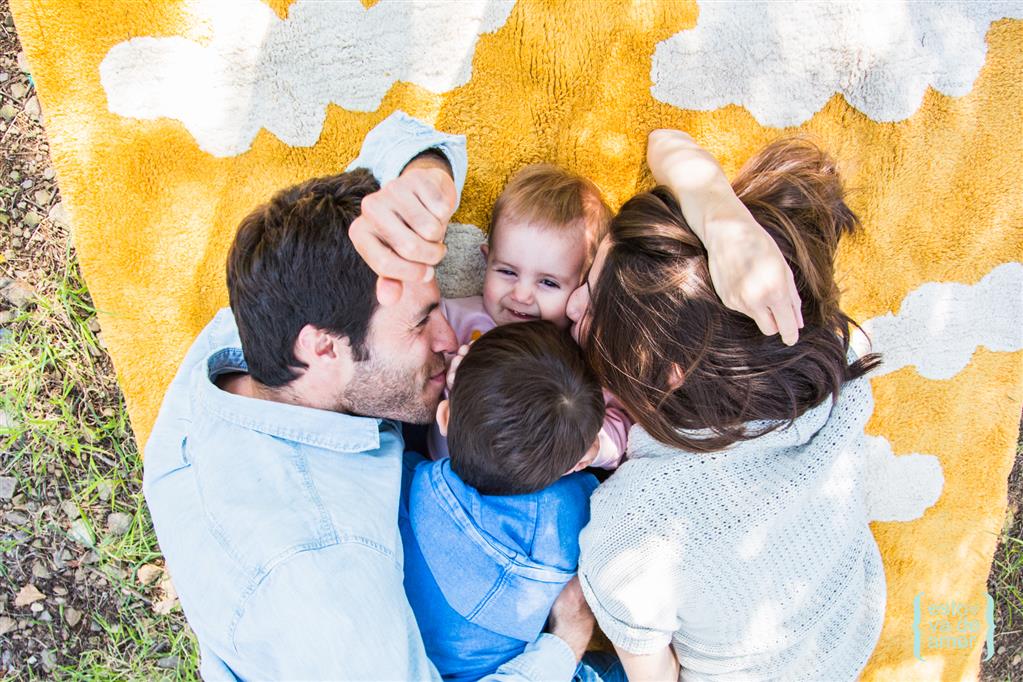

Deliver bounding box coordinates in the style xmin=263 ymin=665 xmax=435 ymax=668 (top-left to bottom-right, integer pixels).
xmin=340 ymin=353 xmax=444 ymax=424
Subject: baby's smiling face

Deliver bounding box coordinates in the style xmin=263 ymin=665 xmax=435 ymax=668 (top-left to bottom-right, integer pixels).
xmin=481 ymin=218 xmax=587 ymax=330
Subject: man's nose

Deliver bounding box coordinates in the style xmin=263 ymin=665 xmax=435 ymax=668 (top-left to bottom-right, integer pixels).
xmin=433 ymin=316 xmax=458 ymax=354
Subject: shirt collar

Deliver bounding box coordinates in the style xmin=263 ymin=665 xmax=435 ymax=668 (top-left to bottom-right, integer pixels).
xmin=191 ymin=345 xmax=387 ymax=453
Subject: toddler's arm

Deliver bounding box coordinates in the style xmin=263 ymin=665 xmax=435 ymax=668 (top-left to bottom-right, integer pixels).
xmin=589 ymin=391 xmax=631 ymax=469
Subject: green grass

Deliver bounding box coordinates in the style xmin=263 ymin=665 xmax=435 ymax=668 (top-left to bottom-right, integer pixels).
xmin=983 ymin=433 xmax=1023 ymax=681
xmin=0 ymin=243 xmax=199 ymax=679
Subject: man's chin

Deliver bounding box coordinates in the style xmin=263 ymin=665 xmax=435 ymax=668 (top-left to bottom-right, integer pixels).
xmin=385 ymin=384 xmax=443 ymax=425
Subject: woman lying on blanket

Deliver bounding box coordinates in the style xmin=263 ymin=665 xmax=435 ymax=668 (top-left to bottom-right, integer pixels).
xmin=566 ymin=132 xmax=884 ymax=680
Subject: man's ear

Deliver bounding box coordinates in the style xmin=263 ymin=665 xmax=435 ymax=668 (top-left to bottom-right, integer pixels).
xmin=436 ymin=399 xmax=451 ymax=436
xmin=479 ymin=242 xmax=489 ymax=260
xmin=294 ymin=324 xmax=351 ymax=365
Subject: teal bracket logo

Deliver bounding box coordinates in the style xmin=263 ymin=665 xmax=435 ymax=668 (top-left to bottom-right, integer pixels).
xmin=913 ymin=592 xmax=995 ymax=661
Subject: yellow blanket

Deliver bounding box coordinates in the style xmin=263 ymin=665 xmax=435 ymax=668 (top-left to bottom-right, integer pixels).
xmin=11 ymin=0 xmax=1022 ymax=677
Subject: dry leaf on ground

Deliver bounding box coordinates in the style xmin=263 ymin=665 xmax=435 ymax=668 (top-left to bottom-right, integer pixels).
xmin=14 ymin=583 xmax=45 ymax=607
xmin=152 ymin=572 xmax=179 ymax=615
xmin=136 ymin=563 xmax=163 ymax=586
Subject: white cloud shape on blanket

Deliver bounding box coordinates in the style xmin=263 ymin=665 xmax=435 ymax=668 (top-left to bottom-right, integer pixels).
xmin=652 ymin=1 xmax=1023 ymax=127
xmin=860 ymin=435 xmax=944 ymax=523
xmin=99 ymin=0 xmax=514 ymax=157
xmin=852 ymin=262 xmax=1023 ymax=379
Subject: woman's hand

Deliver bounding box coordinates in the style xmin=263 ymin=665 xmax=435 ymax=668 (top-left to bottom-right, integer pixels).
xmin=646 ymin=129 xmax=803 ymax=345
xmin=703 ymin=200 xmax=804 ymax=345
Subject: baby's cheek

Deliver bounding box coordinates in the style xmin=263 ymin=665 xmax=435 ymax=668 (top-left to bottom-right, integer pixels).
xmin=481 ymin=274 xmax=503 ymax=317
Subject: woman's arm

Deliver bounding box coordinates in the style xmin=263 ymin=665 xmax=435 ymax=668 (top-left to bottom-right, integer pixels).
xmin=646 ymin=129 xmax=803 ymax=345
xmin=615 ymin=644 xmax=680 ymax=681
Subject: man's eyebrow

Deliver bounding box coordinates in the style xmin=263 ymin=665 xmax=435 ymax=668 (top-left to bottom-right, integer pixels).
xmin=416 ymin=302 xmax=440 ymax=320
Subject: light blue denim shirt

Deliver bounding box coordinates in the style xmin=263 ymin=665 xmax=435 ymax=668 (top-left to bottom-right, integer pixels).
xmin=143 ymin=112 xmax=576 ymax=681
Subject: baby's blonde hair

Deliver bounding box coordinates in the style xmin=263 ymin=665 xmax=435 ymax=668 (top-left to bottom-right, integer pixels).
xmin=489 ymin=164 xmax=611 ymax=268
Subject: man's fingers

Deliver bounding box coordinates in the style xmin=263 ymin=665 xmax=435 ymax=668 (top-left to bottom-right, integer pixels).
xmin=405 ymin=170 xmax=457 ymax=234
xmin=375 ymin=277 xmax=403 ymax=306
xmin=385 ymin=181 xmax=448 ymax=244
xmin=361 ymin=195 xmax=447 ymax=266
xmin=351 ymin=224 xmax=434 ymax=284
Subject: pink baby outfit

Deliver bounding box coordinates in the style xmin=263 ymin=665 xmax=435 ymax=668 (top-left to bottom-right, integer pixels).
xmin=429 ymin=296 xmax=631 ymax=468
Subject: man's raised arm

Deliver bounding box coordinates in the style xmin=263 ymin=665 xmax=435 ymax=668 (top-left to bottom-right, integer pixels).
xmin=348 ymin=111 xmax=466 ymax=305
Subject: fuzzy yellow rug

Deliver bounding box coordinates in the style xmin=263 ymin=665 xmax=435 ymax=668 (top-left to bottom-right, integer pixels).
xmin=10 ymin=0 xmax=1023 ymax=678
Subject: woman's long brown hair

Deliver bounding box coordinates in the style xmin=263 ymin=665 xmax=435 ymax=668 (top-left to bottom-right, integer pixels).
xmin=585 ymin=138 xmax=880 ymax=452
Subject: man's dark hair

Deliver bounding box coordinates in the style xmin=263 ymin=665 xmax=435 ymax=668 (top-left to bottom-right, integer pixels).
xmin=226 ymin=169 xmax=380 ymax=386
xmin=447 ymin=321 xmax=604 ymax=495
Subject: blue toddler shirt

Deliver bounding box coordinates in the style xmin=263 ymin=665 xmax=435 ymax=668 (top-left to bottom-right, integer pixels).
xmin=400 ymin=455 xmax=599 ymax=682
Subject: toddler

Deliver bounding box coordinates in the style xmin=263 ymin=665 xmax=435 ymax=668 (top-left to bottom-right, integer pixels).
xmin=400 ymin=321 xmax=606 ymax=682
xmin=429 ymin=164 xmax=630 ymax=466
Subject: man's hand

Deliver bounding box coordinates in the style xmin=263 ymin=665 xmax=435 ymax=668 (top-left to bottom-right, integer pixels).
xmin=646 ymin=129 xmax=803 ymax=345
xmin=350 ymin=164 xmax=457 ymax=305
xmin=546 ymin=576 xmax=595 ymax=662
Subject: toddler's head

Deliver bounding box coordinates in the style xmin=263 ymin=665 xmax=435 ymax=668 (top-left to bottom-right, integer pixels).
xmin=436 ymin=320 xmax=604 ymax=495
xmin=482 ymin=164 xmax=611 ymax=329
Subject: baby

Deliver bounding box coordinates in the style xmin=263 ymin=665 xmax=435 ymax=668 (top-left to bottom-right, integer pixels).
xmin=429 ymin=164 xmax=631 ymax=466
xmin=400 ymin=321 xmax=606 ymax=682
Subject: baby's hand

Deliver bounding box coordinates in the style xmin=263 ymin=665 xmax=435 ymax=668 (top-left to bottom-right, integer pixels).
xmin=445 ymin=344 xmax=472 ymax=392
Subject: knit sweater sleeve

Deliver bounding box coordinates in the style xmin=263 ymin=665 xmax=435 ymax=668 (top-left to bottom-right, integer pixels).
xmin=577 ymin=481 xmax=682 ymax=655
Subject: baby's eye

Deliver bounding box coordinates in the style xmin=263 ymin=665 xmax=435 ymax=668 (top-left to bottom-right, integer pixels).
xmin=540 ymin=279 xmax=561 ymax=289
xmin=497 ymin=268 xmax=516 ymax=277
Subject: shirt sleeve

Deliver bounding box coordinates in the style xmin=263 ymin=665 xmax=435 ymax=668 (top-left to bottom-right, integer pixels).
xmin=589 ymin=390 xmax=632 ymax=469
xmin=483 ymin=634 xmax=577 ymax=682
xmin=232 ymin=541 xmax=578 ymax=681
xmin=346 ymin=110 xmax=468 ymax=210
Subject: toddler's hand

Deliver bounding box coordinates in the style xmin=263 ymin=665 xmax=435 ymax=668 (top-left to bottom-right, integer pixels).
xmin=445 ymin=344 xmax=472 ymax=392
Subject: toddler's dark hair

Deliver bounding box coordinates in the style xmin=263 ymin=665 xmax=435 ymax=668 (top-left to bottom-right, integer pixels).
xmin=447 ymin=321 xmax=604 ymax=495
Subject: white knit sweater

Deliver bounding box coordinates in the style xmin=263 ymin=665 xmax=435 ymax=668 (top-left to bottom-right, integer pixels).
xmin=578 ymin=376 xmax=886 ymax=681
